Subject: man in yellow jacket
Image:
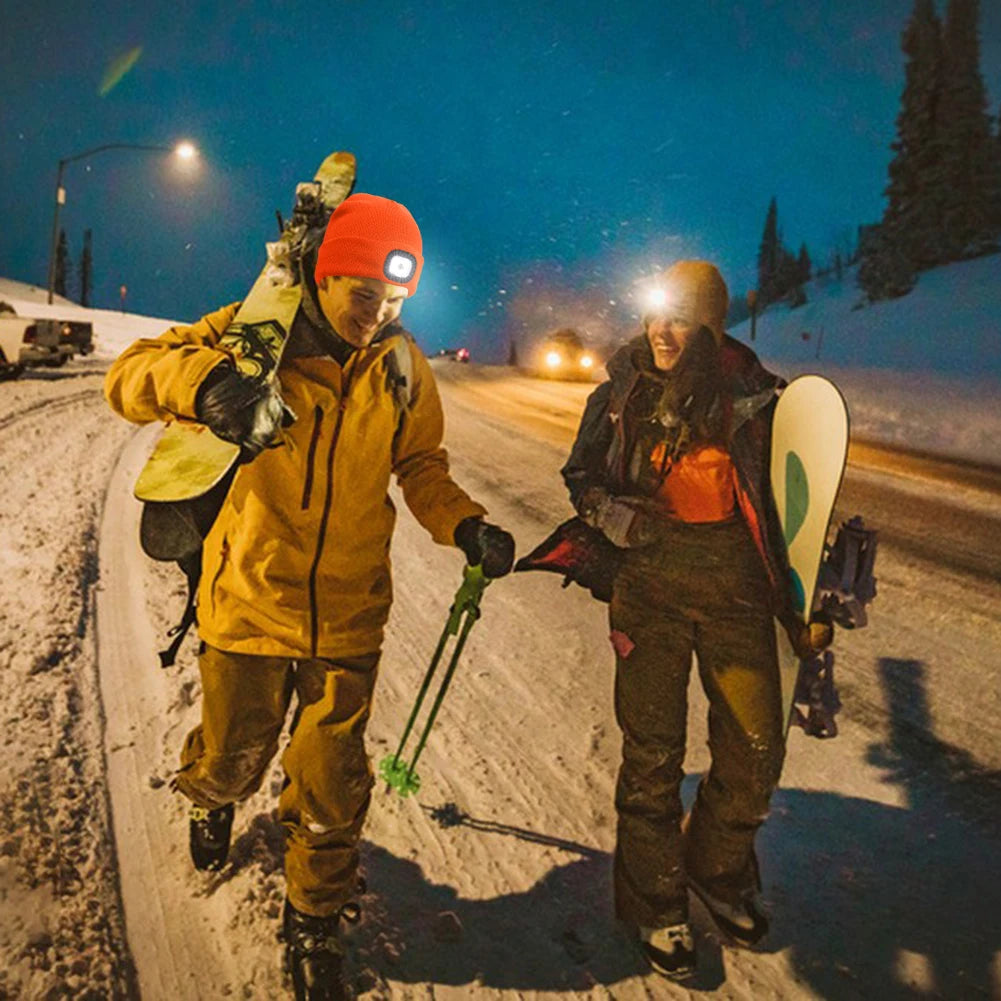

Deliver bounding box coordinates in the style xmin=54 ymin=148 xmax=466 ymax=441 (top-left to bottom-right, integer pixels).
xmin=105 ymin=193 xmax=514 ymax=1001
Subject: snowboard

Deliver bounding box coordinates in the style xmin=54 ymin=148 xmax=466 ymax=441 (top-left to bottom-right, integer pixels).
xmin=770 ymin=374 xmax=849 ymax=736
xmin=133 ymin=151 xmax=357 ymax=504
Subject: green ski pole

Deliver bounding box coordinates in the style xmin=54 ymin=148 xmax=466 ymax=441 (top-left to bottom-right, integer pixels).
xmin=380 ymin=564 xmax=488 ymax=797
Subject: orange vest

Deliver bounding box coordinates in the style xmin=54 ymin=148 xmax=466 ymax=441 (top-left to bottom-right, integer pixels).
xmin=649 ymin=442 xmax=737 ymax=523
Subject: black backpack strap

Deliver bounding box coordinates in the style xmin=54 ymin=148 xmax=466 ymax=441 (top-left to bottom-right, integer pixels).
xmin=159 ymin=552 xmax=202 ymax=669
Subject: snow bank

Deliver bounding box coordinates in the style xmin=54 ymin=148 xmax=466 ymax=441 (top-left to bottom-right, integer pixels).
xmin=730 ymin=255 xmax=1001 ymax=377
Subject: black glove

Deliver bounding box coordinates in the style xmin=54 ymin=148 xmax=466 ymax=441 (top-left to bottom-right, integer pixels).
xmin=195 ymin=362 xmax=283 ymax=456
xmin=454 ymin=517 xmax=516 ymax=578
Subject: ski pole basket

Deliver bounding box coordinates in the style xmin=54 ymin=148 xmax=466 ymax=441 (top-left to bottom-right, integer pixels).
xmin=380 ymin=564 xmax=489 ymax=797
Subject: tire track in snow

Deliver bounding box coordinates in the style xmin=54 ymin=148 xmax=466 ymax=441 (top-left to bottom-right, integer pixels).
xmin=97 ymin=425 xmax=248 ymax=1000
xmin=0 ymin=387 xmax=102 ymax=433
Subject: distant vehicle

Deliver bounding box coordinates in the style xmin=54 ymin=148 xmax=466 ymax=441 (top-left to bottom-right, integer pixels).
xmin=0 ymin=311 xmax=94 ymax=380
xmin=58 ymin=320 xmax=94 ymax=358
xmin=530 ymin=328 xmax=598 ymax=381
xmin=437 ymin=347 xmax=470 ymax=362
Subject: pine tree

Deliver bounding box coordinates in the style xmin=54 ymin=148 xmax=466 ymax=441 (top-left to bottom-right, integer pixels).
xmin=884 ymin=0 xmax=944 ymax=271
xmin=936 ymin=0 xmax=1000 ymax=259
xmin=858 ymin=227 xmax=915 ymax=300
xmin=756 ymin=198 xmax=780 ymax=304
xmin=995 ymin=102 xmax=1001 ymax=221
xmin=54 ymin=229 xmax=70 ymax=298
xmin=796 ymin=243 xmax=812 ymax=285
xmin=79 ymin=229 xmax=93 ymax=307
xmin=772 ymin=245 xmax=796 ymax=302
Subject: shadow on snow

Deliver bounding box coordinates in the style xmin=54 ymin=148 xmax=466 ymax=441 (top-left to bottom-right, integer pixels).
xmin=217 ymin=655 xmax=1001 ymax=998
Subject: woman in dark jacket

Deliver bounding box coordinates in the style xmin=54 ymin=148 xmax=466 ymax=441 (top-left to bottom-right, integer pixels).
xmin=561 ymin=260 xmax=830 ymax=980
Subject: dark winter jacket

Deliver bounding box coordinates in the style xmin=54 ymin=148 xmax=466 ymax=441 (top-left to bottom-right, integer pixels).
xmin=561 ymin=333 xmax=799 ymax=630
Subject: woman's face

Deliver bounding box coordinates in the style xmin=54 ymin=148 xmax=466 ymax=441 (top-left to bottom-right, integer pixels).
xmin=645 ymin=314 xmax=699 ymax=371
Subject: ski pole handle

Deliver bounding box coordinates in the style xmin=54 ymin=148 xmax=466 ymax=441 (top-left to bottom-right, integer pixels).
xmin=447 ymin=564 xmax=488 ymax=634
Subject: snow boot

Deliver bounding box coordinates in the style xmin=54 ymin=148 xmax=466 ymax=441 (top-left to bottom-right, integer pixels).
xmin=688 ymin=878 xmax=768 ymax=946
xmin=638 ymin=922 xmax=697 ymax=980
xmin=283 ymin=899 xmax=347 ymax=1001
xmin=188 ymin=802 xmax=234 ymax=872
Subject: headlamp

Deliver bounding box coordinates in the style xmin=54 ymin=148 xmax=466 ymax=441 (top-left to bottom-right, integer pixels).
xmin=646 ymin=287 xmax=667 ymax=309
xmin=545 ymin=351 xmax=562 ymax=368
xmin=580 ymin=354 xmax=594 ymax=369
xmin=384 ymin=250 xmax=417 ymax=283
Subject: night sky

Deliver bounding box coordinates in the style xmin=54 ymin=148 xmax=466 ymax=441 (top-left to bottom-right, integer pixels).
xmin=2 ymin=1 xmax=999 ymax=359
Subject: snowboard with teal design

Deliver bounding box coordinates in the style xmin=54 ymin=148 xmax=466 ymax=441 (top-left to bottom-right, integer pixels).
xmin=770 ymin=374 xmax=849 ymax=736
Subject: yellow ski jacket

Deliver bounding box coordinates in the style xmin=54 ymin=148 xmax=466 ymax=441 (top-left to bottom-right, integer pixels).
xmin=105 ymin=302 xmax=486 ymax=658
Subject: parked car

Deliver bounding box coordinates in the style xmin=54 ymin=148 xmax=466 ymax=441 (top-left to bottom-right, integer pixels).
xmin=0 ymin=314 xmax=91 ymax=379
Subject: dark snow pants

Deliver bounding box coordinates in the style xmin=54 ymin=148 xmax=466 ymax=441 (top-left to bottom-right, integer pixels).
xmin=175 ymin=643 xmax=380 ymax=917
xmin=608 ymin=517 xmax=785 ymax=928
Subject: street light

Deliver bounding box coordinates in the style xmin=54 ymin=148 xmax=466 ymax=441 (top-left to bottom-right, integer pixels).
xmin=46 ymin=140 xmax=198 ymax=304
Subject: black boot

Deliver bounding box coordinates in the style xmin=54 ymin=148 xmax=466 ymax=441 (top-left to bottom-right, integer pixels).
xmin=688 ymin=878 xmax=769 ymax=946
xmin=283 ymin=899 xmax=347 ymax=1001
xmin=188 ymin=803 xmax=234 ymax=872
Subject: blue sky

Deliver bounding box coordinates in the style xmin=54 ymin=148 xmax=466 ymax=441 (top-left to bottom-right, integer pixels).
xmin=2 ymin=1 xmax=999 ymax=359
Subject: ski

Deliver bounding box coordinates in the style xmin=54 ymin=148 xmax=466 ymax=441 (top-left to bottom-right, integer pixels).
xmin=134 ymin=150 xmax=357 ymax=504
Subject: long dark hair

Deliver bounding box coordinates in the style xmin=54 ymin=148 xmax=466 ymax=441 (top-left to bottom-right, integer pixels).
xmin=650 ymin=325 xmax=727 ymax=449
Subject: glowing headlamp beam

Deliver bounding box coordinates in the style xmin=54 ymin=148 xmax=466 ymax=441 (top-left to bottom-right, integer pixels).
xmin=646 ymin=288 xmax=667 ymax=309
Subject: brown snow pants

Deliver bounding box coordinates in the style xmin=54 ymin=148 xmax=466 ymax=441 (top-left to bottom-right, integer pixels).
xmin=175 ymin=643 xmax=380 ymax=917
xmin=609 ymin=517 xmax=785 ymax=928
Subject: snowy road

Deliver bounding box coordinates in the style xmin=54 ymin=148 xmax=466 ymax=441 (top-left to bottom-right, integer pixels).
xmin=2 ymin=359 xmax=1000 ymax=1000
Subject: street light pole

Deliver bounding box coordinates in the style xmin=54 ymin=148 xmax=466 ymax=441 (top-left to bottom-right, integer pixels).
xmin=45 ymin=142 xmax=196 ymax=304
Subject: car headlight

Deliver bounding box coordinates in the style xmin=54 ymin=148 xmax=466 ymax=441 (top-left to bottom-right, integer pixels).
xmin=579 ymin=354 xmax=594 ymax=369
xmin=545 ymin=351 xmax=562 ymax=368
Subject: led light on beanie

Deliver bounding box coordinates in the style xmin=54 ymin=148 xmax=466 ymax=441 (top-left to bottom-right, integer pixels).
xmin=385 ymin=250 xmax=417 ymax=283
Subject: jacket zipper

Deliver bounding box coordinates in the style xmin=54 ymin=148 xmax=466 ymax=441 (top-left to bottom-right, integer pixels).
xmin=308 ymin=371 xmax=353 ymax=657
xmin=301 ymin=405 xmax=324 ymax=510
